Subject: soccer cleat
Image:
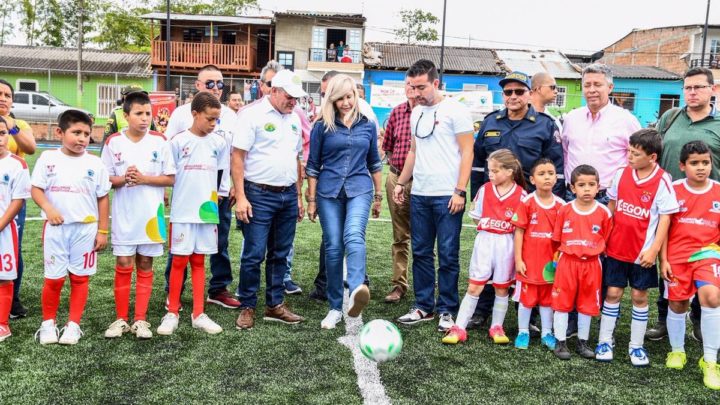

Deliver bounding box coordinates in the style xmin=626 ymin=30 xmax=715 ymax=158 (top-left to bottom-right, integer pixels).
xmin=576 ymin=339 xmax=595 ymax=359
xmin=9 ymin=299 xmax=28 ymax=319
xmin=397 ymin=307 xmax=434 ymax=325
xmin=489 ymin=325 xmax=510 ymax=344
xmin=348 ymin=285 xmax=370 ymax=318
xmin=646 ymin=322 xmax=668 ymax=341
xmin=529 ymin=322 xmax=541 ymax=338
xmin=691 ymin=317 xmax=703 ymax=343
xmin=629 ymin=347 xmax=650 ymax=367
xmin=321 ymin=310 xmax=343 ymax=329
xmin=466 ymin=313 xmax=488 ymax=330
xmin=131 ymin=320 xmax=153 ymax=339
xmin=541 ymin=334 xmax=558 ymax=350
xmin=164 ymin=297 xmax=183 ymax=312
xmin=595 ymin=342 xmax=614 ymax=362
xmin=157 ymin=312 xmax=179 ymax=336
xmin=35 ymin=320 xmax=59 ymax=345
xmin=206 ymin=290 xmax=241 ymax=309
xmin=58 ymin=322 xmax=84 ymax=345
xmin=665 ymin=351 xmax=687 ymax=370
xmin=554 ymin=340 xmax=572 ymax=360
xmin=0 ymin=324 xmax=11 ymax=342
xmin=442 ymin=325 xmax=468 ymax=345
xmin=437 ymin=313 xmax=455 ymax=332
xmin=699 ymin=358 xmax=720 ymax=390
xmin=284 ymin=280 xmax=303 ymax=295
xmin=191 ymin=313 xmax=223 ymax=334
xmin=104 ymin=319 xmax=130 ymax=339
xmin=514 ymin=331 xmax=530 ymax=350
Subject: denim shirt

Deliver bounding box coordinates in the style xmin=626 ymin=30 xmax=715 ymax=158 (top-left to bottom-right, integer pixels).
xmin=306 ymin=115 xmax=382 ymax=198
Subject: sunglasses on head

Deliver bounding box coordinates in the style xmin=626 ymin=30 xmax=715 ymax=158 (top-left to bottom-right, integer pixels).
xmin=503 ymin=88 xmax=527 ymax=96
xmin=204 ymin=80 xmax=225 ymax=90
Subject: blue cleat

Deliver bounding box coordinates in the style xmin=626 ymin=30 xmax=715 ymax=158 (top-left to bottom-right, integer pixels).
xmin=541 ymin=334 xmax=557 ymax=350
xmin=514 ymin=331 xmax=530 ymax=350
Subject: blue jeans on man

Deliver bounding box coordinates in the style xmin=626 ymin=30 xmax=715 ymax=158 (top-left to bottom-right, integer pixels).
xmin=237 ymin=184 xmax=298 ymax=309
xmin=410 ymin=195 xmax=463 ymax=315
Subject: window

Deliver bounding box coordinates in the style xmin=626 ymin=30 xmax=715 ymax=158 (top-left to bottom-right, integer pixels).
xmin=16 ymin=80 xmax=38 ymax=91
xmin=97 ymin=83 xmax=123 ymax=118
xmin=311 ymin=27 xmax=326 ymax=62
xmin=182 ymin=28 xmax=203 ymax=42
xmin=32 ymin=94 xmax=50 ymax=106
xmin=304 ymin=82 xmax=321 ymax=104
xmin=611 ymin=90 xmax=636 ymax=111
xmin=13 ymin=93 xmax=29 ymax=105
xmin=550 ymin=86 xmax=567 ymax=108
xmin=462 ymin=83 xmax=489 ymax=91
xmin=277 ymin=51 xmax=295 ymax=71
xmin=711 ymin=39 xmax=720 ymax=56
xmin=347 ymin=29 xmax=362 ymax=63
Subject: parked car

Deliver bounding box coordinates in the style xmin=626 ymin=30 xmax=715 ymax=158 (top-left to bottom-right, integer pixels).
xmin=11 ymin=91 xmax=91 ymax=122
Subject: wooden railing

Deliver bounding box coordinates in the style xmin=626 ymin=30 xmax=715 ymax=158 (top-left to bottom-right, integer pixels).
xmin=151 ymin=40 xmax=254 ymax=71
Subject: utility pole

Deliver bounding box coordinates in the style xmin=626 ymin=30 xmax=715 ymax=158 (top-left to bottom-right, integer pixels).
xmin=438 ymin=0 xmax=447 ymax=88
xmin=701 ymin=0 xmax=711 ymax=67
xmin=77 ymin=0 xmax=83 ymax=106
xmin=166 ymin=0 xmax=171 ymax=90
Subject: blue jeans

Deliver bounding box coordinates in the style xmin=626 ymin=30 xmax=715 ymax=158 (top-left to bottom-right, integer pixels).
xmin=410 ymin=195 xmax=463 ymax=315
xmin=13 ymin=201 xmax=26 ymax=301
xmin=238 ymin=184 xmax=298 ymax=308
xmin=317 ymin=190 xmax=372 ymax=311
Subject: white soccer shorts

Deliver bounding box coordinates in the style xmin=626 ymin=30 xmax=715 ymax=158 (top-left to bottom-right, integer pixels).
xmin=169 ymin=223 xmax=218 ymax=255
xmin=113 ymin=243 xmax=164 ymax=258
xmin=43 ymin=222 xmax=98 ymax=279
xmin=468 ymin=231 xmax=515 ymax=288
xmin=0 ymin=220 xmax=19 ymax=281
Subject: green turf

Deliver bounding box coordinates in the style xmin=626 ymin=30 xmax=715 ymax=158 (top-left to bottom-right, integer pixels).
xmin=1 ymin=149 xmax=718 ymax=404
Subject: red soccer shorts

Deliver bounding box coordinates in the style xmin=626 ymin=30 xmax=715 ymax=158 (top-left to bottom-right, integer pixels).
xmin=519 ymin=282 xmax=553 ymax=308
xmin=551 ymin=254 xmax=602 ymax=316
xmin=666 ymin=258 xmax=720 ymax=301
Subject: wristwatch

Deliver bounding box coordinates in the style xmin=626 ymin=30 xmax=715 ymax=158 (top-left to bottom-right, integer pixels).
xmin=8 ymin=125 xmax=19 ymax=136
xmin=454 ymin=188 xmax=467 ymax=198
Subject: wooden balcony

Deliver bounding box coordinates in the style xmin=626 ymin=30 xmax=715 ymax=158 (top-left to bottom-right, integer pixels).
xmin=151 ymin=40 xmax=256 ymax=73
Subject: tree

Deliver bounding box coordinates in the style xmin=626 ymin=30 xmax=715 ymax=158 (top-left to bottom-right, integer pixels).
xmin=37 ymin=0 xmax=64 ymax=47
xmin=394 ymin=9 xmax=439 ymax=44
xmin=92 ymin=5 xmax=151 ymax=52
xmin=0 ymin=3 xmax=20 ymax=45
xmin=20 ymin=0 xmax=38 ymax=46
xmin=153 ymin=0 xmax=257 ymax=15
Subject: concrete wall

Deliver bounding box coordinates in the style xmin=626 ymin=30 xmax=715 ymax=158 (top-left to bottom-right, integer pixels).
xmin=274 ymin=16 xmax=314 ymax=70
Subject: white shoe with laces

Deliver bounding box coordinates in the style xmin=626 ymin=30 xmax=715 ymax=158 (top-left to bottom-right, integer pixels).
xmin=191 ymin=313 xmax=223 ymax=334
xmin=157 ymin=312 xmax=179 ymax=336
xmin=104 ymin=319 xmax=130 ymax=338
xmin=59 ymin=321 xmax=84 ymax=345
xmin=437 ymin=313 xmax=455 ymax=332
xmin=35 ymin=319 xmax=59 ymax=345
xmin=321 ymin=310 xmax=343 ymax=329
xmin=131 ymin=320 xmax=153 ymax=339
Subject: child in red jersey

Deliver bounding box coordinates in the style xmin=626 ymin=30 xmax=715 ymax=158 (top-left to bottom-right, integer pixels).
xmin=552 ymin=164 xmax=612 ymax=360
xmin=443 ymin=149 xmax=526 ymax=345
xmin=511 ymin=158 xmax=564 ymax=351
xmin=661 ymin=141 xmax=720 ymax=390
xmin=597 ymin=129 xmax=678 ymax=367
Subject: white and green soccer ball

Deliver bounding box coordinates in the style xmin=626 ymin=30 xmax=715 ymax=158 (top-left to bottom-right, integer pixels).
xmin=359 ymin=319 xmax=403 ymax=362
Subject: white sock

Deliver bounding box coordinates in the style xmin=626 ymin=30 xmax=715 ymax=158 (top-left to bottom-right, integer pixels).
xmin=578 ymin=313 xmax=592 ymax=341
xmin=667 ymin=308 xmax=686 ymax=352
xmin=701 ymin=306 xmax=720 ymax=364
xmin=517 ymin=303 xmax=532 ymax=333
xmin=539 ymin=306 xmax=553 ymax=337
xmin=598 ymin=301 xmax=620 ymax=344
xmin=491 ymin=295 xmax=509 ymax=327
xmin=554 ymin=311 xmax=569 ymax=341
xmin=455 ymin=293 xmax=479 ymax=330
xmin=630 ymin=305 xmax=649 ymax=349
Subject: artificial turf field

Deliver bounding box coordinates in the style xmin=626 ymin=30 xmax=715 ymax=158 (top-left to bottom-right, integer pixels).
xmin=0 ymin=148 xmax=718 ymax=404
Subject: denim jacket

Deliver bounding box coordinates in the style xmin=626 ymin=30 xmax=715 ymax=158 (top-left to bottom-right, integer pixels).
xmin=305 ymin=114 xmax=382 ymax=198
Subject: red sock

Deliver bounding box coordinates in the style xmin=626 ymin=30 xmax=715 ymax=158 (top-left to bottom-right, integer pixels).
xmin=0 ymin=282 xmax=13 ymax=327
xmin=114 ymin=265 xmax=133 ymax=321
xmin=190 ymin=253 xmax=206 ymax=318
xmin=68 ymin=274 xmax=89 ymax=325
xmin=134 ymin=270 xmax=154 ymax=321
xmin=42 ymin=277 xmax=65 ymax=321
xmin=168 ymin=255 xmax=190 ymax=315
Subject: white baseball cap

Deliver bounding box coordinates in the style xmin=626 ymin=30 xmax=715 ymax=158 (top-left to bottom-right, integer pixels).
xmin=271 ymin=70 xmax=307 ymax=98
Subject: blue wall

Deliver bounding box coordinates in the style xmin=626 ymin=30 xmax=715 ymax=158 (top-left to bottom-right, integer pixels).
xmin=594 ymin=78 xmax=684 ymax=127
xmin=364 ymin=69 xmax=504 ymax=127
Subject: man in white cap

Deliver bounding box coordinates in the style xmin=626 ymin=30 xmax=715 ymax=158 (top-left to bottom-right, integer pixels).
xmin=232 ymin=69 xmax=307 ymax=329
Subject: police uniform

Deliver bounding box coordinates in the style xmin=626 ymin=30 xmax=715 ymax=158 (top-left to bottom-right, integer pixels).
xmin=471 ymin=104 xmax=565 ymax=198
xmin=102 ymin=107 xmax=157 ymax=148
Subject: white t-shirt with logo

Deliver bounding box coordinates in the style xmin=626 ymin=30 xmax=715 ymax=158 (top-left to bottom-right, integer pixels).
xmin=101 ymin=130 xmax=176 ymax=245
xmin=165 ymin=103 xmax=237 ymax=197
xmin=170 ymin=130 xmax=229 ymax=224
xmin=233 ymin=96 xmax=302 ymax=187
xmin=410 ymin=97 xmax=473 ymax=196
xmin=31 ymin=150 xmax=111 ymax=223
xmin=0 ymin=153 xmax=31 ymax=211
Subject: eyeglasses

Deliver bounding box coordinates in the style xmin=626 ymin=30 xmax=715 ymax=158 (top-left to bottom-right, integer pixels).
xmin=204 ymin=80 xmax=225 ymax=90
xmin=503 ymin=88 xmax=527 ymax=96
xmin=414 ymin=111 xmax=438 ymax=139
xmin=683 ymin=85 xmax=712 ymax=92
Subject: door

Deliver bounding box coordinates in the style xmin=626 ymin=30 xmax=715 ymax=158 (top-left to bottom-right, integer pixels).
xmin=256 ymin=28 xmax=271 ymax=69
xmin=32 ymin=93 xmax=53 ymax=121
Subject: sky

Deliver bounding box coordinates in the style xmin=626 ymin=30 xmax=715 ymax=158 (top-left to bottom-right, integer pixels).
xmin=257 ymin=0 xmax=719 ymax=53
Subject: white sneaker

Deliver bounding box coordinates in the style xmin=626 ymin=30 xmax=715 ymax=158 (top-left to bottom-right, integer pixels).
xmin=104 ymin=319 xmax=130 ymax=338
xmin=629 ymin=347 xmax=650 ymax=367
xmin=191 ymin=313 xmax=223 ymax=334
xmin=595 ymin=342 xmax=614 ymax=362
xmin=397 ymin=307 xmax=434 ymax=325
xmin=59 ymin=322 xmax=84 ymax=345
xmin=35 ymin=319 xmax=59 ymax=345
xmin=437 ymin=312 xmax=455 ymax=332
xmin=348 ymin=285 xmax=370 ymax=318
xmin=157 ymin=312 xmax=179 ymax=336
xmin=131 ymin=320 xmax=153 ymax=339
xmin=321 ymin=310 xmax=343 ymax=329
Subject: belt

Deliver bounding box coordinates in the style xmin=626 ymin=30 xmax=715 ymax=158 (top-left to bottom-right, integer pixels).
xmin=389 ymin=165 xmax=401 ymax=175
xmin=245 ymin=180 xmax=294 ymax=193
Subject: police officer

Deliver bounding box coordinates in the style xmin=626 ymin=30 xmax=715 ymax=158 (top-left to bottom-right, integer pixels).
xmin=101 ymin=85 xmax=156 ymax=148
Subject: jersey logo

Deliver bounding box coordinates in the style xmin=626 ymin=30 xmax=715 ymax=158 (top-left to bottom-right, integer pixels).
xmin=291 ymin=124 xmax=299 ymax=133
xmin=114 ymin=152 xmax=122 ymax=161
xmin=640 ymin=191 xmax=652 ymax=203
xmin=562 ymin=220 xmax=572 ymax=233
xmin=504 ymin=208 xmax=513 ymax=218
xmin=617 ymin=199 xmax=650 ymax=219
xmin=46 ymin=164 xmax=55 ymax=174
xmin=678 ymin=199 xmax=687 ymax=212
xmin=1 ymin=173 xmax=8 ymax=184
xmin=182 ymin=146 xmax=191 ymax=157
xmin=712 ymin=201 xmax=720 ymax=213
xmin=530 ymin=212 xmax=538 ymax=224
xmin=151 ymin=151 xmax=159 ymax=162
xmin=592 ymin=224 xmax=601 ymax=234
xmin=264 ymin=122 xmax=276 ymax=132
xmin=484 ymin=130 xmax=500 ymax=138
xmin=85 ymin=169 xmax=95 ymax=180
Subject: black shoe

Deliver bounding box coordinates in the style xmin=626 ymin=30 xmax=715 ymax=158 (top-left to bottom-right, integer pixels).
xmin=9 ymin=299 xmax=27 ymax=319
xmin=466 ymin=313 xmax=488 ymax=330
xmin=576 ymin=339 xmax=595 ymax=359
xmin=529 ymin=322 xmax=541 ymax=338
xmin=308 ymin=289 xmax=327 ymax=302
xmin=554 ymin=340 xmax=571 ymax=360
xmin=691 ymin=318 xmax=703 ymax=343
xmin=646 ymin=322 xmax=668 ymax=341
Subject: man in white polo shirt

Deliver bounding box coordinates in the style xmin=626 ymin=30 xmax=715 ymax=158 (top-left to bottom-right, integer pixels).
xmin=232 ymin=70 xmax=306 ymax=330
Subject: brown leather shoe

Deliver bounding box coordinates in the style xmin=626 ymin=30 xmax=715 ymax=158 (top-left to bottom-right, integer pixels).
xmin=236 ymin=308 xmax=255 ymax=330
xmin=384 ymin=286 xmax=405 ymax=303
xmin=263 ymin=303 xmax=305 ymax=325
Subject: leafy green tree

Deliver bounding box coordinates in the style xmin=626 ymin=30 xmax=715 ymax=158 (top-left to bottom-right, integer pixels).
xmin=394 ymin=9 xmax=439 ymax=44
xmin=92 ymin=5 xmax=151 ymax=52
xmin=20 ymin=0 xmax=38 ymax=46
xmin=0 ymin=3 xmax=20 ymax=45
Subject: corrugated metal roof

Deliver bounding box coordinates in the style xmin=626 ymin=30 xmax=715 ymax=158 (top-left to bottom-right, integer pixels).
xmin=276 ymin=10 xmax=365 ymax=20
xmin=578 ymin=63 xmax=681 ymax=80
xmin=364 ymin=42 xmax=504 ymax=75
xmin=141 ymin=12 xmax=273 ymax=25
xmin=0 ymin=45 xmax=151 ymax=76
xmin=494 ymin=49 xmax=581 ymax=79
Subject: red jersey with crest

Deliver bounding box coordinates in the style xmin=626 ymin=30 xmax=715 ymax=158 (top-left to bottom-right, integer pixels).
xmin=666 ymin=179 xmax=720 ymax=264
xmin=552 ymin=201 xmax=613 ymax=259
xmin=469 ymin=182 xmax=526 ymax=234
xmin=511 ymin=192 xmax=565 ymax=284
xmin=606 ymin=165 xmax=678 ymax=263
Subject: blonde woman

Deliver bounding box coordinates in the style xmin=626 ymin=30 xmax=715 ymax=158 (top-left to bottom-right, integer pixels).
xmin=306 ymin=74 xmax=382 ymax=329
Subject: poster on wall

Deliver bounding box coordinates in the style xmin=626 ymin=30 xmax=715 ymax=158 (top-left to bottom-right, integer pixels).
xmin=149 ymin=92 xmax=177 ymax=134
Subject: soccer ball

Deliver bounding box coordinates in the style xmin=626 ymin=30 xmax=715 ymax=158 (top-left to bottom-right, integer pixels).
xmin=359 ymin=319 xmax=403 ymax=362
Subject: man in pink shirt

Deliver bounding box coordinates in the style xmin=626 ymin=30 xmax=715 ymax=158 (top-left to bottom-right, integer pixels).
xmin=561 ymin=63 xmax=641 ymax=203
